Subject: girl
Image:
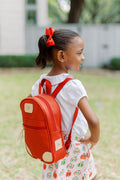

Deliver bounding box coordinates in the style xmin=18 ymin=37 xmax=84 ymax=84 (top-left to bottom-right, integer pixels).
xmin=30 ymin=27 xmax=100 ymax=180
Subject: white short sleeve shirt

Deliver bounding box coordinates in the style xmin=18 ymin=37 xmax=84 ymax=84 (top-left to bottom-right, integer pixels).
xmin=31 ymin=73 xmax=88 ymax=138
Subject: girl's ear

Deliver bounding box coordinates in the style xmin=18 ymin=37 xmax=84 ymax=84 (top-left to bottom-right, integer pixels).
xmin=57 ymin=50 xmax=65 ymax=63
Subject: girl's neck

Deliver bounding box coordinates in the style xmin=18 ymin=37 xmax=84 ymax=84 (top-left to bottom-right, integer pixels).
xmin=47 ymin=64 xmax=68 ymax=76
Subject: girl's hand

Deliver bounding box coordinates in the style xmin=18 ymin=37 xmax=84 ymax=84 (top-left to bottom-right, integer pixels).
xmin=78 ymin=97 xmax=100 ymax=149
xmin=79 ymin=136 xmax=98 ymax=149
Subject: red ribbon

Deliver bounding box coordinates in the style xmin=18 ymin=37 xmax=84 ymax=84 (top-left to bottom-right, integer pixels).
xmin=45 ymin=27 xmax=55 ymax=47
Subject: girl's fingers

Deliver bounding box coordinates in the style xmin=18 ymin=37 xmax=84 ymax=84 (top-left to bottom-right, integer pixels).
xmin=79 ymin=137 xmax=90 ymax=144
xmin=79 ymin=137 xmax=96 ymax=149
xmin=90 ymin=143 xmax=94 ymax=149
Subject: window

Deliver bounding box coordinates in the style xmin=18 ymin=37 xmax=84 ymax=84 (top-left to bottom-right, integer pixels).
xmin=27 ymin=10 xmax=36 ymax=25
xmin=26 ymin=0 xmax=37 ymax=25
xmin=27 ymin=0 xmax=36 ymax=4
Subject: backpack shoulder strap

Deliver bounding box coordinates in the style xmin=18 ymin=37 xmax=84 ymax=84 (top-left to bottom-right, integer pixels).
xmin=51 ymin=77 xmax=73 ymax=98
xmin=65 ymin=107 xmax=79 ymax=150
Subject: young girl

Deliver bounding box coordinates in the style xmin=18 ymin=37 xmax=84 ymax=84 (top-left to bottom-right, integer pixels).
xmin=30 ymin=27 xmax=100 ymax=180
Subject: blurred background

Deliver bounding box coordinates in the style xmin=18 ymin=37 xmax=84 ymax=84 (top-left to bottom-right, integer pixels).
xmin=0 ymin=1 xmax=120 ymax=180
xmin=0 ymin=0 xmax=120 ymax=69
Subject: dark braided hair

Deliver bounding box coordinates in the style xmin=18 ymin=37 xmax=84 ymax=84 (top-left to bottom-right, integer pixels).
xmin=35 ymin=29 xmax=80 ymax=68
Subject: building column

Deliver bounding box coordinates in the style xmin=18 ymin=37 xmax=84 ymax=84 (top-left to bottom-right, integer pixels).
xmin=0 ymin=0 xmax=25 ymax=55
xmin=37 ymin=0 xmax=48 ymax=27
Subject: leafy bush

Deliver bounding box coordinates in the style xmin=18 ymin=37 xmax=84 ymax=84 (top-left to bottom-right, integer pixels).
xmin=0 ymin=55 xmax=36 ymax=67
xmin=102 ymin=57 xmax=120 ymax=70
xmin=109 ymin=57 xmax=120 ymax=70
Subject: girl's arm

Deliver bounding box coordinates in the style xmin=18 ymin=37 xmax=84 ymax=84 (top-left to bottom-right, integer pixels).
xmin=78 ymin=96 xmax=100 ymax=149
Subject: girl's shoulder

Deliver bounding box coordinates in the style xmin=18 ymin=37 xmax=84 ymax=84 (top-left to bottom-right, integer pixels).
xmin=56 ymin=75 xmax=88 ymax=107
xmin=41 ymin=73 xmax=71 ymax=85
xmin=61 ymin=78 xmax=87 ymax=97
xmin=32 ymin=73 xmax=85 ymax=90
xmin=40 ymin=73 xmax=83 ymax=86
xmin=31 ymin=73 xmax=87 ymax=97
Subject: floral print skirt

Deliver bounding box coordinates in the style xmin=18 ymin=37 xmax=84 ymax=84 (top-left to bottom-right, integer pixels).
xmin=42 ymin=136 xmax=96 ymax=180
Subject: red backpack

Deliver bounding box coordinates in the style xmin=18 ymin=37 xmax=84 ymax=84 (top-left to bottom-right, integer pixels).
xmin=20 ymin=77 xmax=78 ymax=164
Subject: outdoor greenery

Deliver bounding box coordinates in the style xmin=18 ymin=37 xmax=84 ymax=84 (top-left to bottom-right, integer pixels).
xmin=0 ymin=68 xmax=120 ymax=179
xmin=0 ymin=55 xmax=36 ymax=67
xmin=48 ymin=0 xmax=67 ymax=23
xmin=102 ymin=57 xmax=120 ymax=70
xmin=80 ymin=0 xmax=120 ymax=24
xmin=109 ymin=57 xmax=120 ymax=70
xmin=49 ymin=0 xmax=120 ymax=24
xmin=0 ymin=55 xmax=53 ymax=68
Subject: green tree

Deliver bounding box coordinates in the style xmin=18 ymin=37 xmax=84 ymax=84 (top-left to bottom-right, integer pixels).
xmin=48 ymin=0 xmax=120 ymax=24
xmin=67 ymin=0 xmax=85 ymax=23
xmin=80 ymin=0 xmax=120 ymax=24
xmin=48 ymin=0 xmax=67 ymax=23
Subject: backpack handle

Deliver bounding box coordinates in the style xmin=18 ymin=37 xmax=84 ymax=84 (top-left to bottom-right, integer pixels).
xmin=40 ymin=79 xmax=52 ymax=95
xmin=40 ymin=77 xmax=73 ymax=98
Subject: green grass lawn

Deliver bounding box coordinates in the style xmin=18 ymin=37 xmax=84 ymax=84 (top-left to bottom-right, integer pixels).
xmin=0 ymin=68 xmax=120 ymax=180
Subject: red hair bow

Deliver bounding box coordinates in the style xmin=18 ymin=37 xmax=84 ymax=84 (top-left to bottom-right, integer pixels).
xmin=46 ymin=27 xmax=55 ymax=47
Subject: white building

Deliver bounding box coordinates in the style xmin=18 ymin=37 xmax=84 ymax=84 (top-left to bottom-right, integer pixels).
xmin=26 ymin=23 xmax=120 ymax=68
xmin=0 ymin=0 xmax=48 ymax=55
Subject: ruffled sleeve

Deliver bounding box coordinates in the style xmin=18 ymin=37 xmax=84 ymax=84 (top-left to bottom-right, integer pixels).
xmin=31 ymin=74 xmax=47 ymax=97
xmin=59 ymin=79 xmax=88 ymax=107
xmin=31 ymin=79 xmax=40 ymax=97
